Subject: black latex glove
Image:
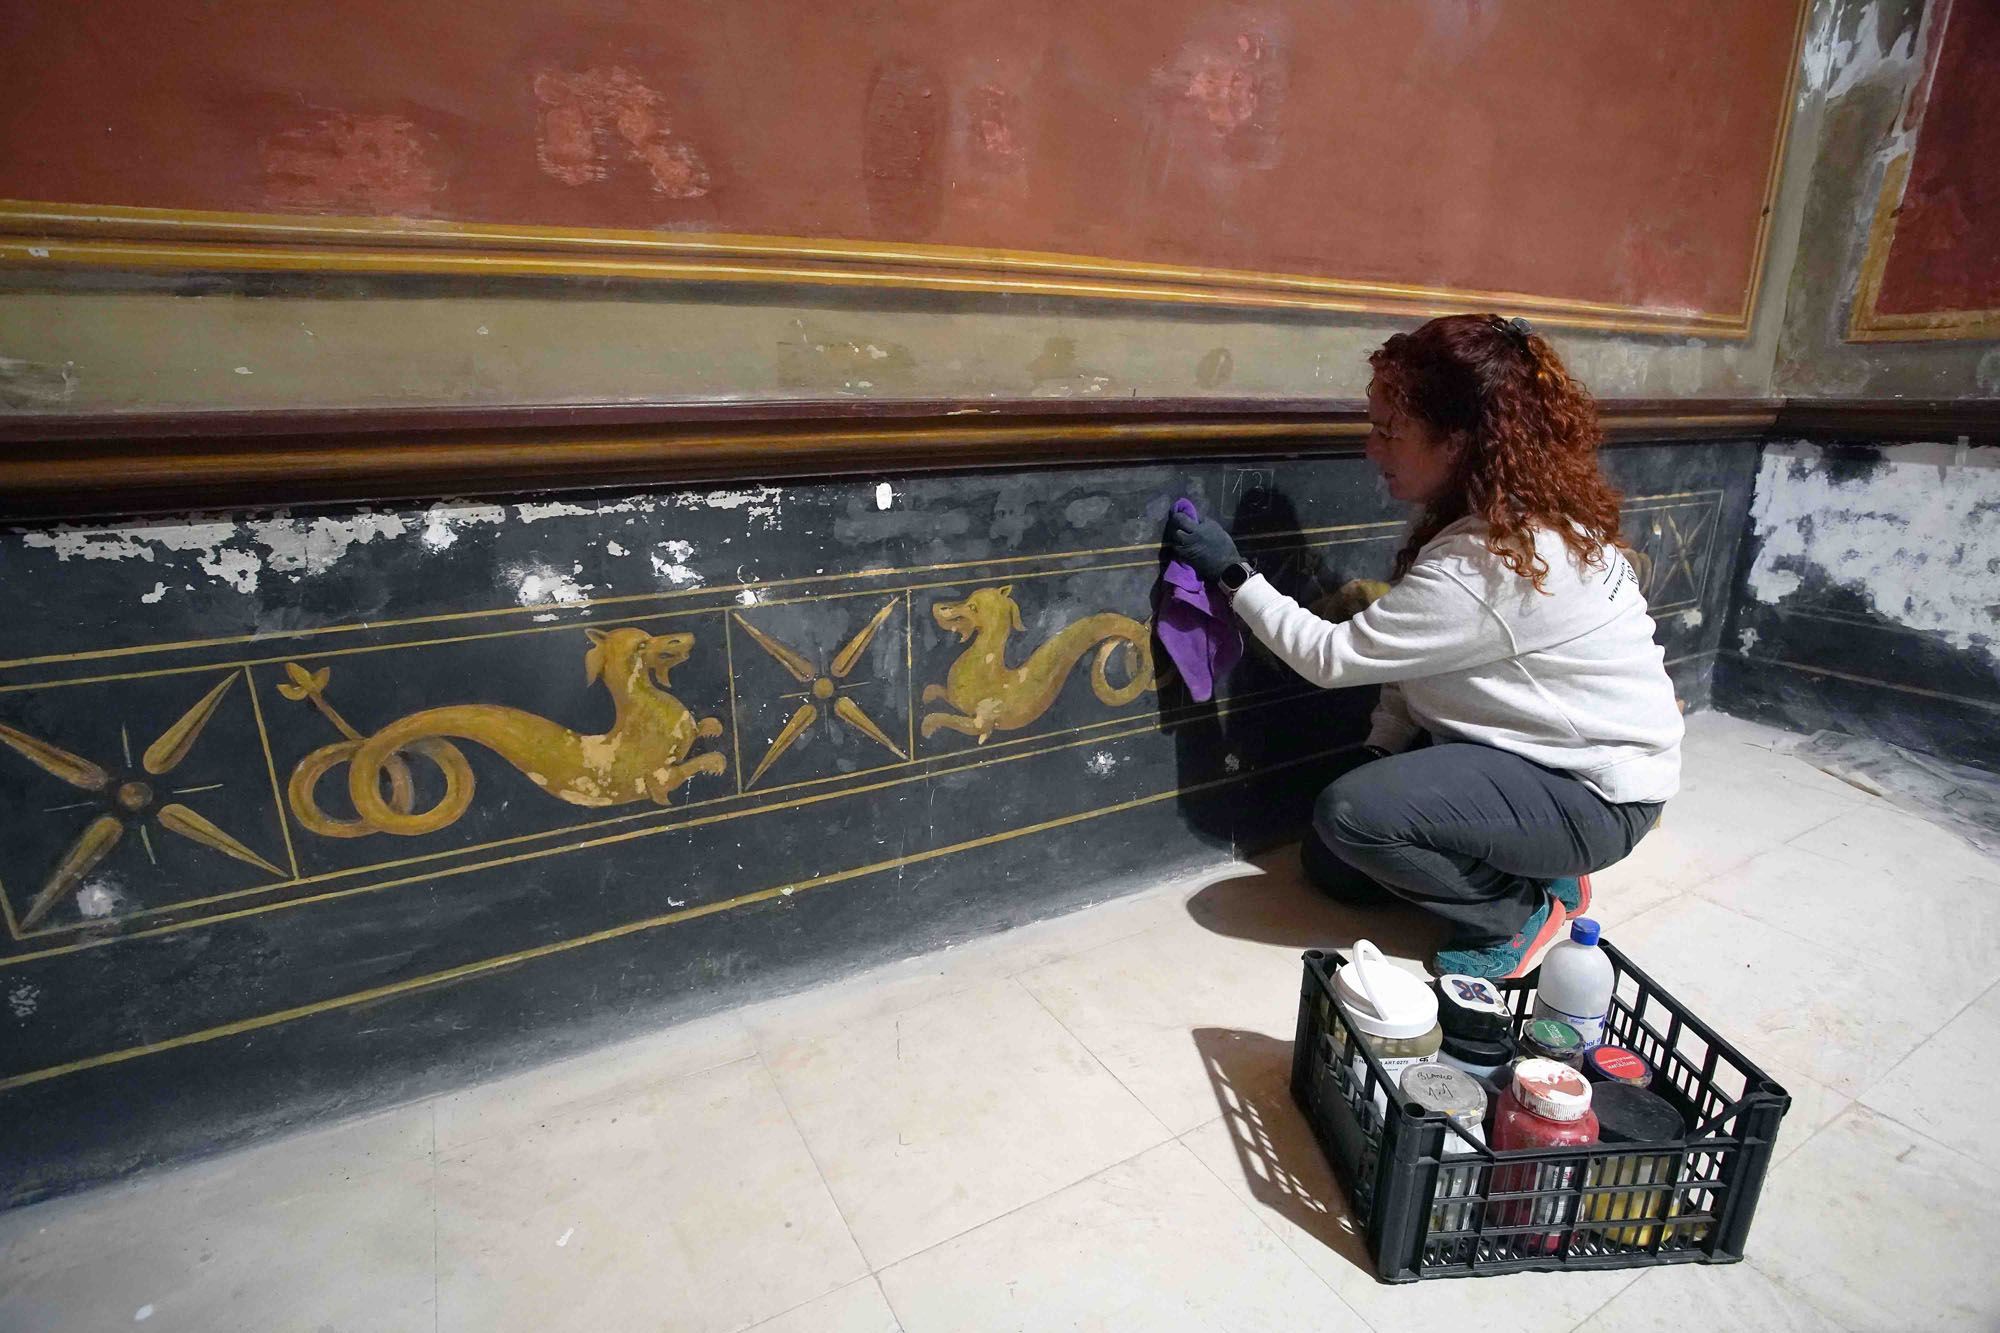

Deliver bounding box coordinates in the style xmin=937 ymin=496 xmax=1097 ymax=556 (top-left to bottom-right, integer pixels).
xmin=1165 ymin=508 xmax=1242 ymax=583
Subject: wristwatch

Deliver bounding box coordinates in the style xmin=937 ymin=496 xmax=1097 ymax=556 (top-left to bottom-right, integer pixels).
xmin=1217 ymin=558 xmax=1255 ymax=596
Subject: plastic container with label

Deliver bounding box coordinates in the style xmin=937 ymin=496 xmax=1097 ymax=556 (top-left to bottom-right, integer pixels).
xmin=1400 ymin=1063 xmax=1489 ymax=1242
xmin=1518 ymin=1016 xmax=1585 ymax=1070
xmin=1584 ymin=1044 xmax=1653 ymax=1088
xmin=1333 ymin=940 xmax=1442 ymax=1106
xmin=1491 ymin=1058 xmax=1599 ymax=1253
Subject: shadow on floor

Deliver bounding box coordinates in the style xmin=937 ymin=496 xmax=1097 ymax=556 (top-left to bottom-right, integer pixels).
xmin=1182 ymin=843 xmax=1444 ymax=960
xmin=1190 ymin=1025 xmax=1373 ymax=1278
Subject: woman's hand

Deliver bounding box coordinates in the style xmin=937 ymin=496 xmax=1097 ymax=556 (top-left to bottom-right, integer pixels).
xmin=1165 ymin=509 xmax=1242 ymax=583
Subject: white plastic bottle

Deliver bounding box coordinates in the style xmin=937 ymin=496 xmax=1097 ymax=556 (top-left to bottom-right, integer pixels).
xmin=1530 ymin=917 xmax=1615 ymax=1048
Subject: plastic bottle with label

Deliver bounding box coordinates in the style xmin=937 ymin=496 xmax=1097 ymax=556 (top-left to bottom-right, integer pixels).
xmin=1531 ymin=917 xmax=1615 ymax=1049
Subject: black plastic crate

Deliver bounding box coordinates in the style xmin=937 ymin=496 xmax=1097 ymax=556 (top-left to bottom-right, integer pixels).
xmin=1290 ymin=942 xmax=1790 ymax=1283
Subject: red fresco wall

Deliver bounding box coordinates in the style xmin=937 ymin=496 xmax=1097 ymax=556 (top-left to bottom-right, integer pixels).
xmin=0 ymin=2 xmax=1803 ymax=320
xmin=1870 ymin=0 xmax=2000 ymax=319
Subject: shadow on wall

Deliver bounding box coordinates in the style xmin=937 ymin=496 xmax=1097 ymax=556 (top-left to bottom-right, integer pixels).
xmin=1166 ymin=480 xmax=1387 ymax=855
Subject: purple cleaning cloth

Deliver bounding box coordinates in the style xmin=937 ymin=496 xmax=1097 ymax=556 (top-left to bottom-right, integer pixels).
xmin=1155 ymin=498 xmax=1244 ymax=703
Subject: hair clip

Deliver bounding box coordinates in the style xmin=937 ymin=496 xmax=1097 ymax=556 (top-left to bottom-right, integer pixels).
xmin=1490 ymin=314 xmax=1534 ymax=349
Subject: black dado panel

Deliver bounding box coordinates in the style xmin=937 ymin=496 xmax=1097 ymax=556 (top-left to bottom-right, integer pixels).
xmin=0 ymin=439 xmax=1757 ymax=1204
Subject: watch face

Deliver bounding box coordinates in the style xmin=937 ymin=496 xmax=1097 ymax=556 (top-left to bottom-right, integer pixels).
xmin=1221 ymin=562 xmax=1249 ymax=590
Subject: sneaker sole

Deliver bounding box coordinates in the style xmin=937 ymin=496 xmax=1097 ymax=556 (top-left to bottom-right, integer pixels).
xmin=1504 ymin=898 xmax=1570 ymax=981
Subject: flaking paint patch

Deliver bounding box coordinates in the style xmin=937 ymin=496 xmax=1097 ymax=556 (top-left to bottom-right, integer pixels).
xmin=651 ymin=538 xmax=700 ymax=586
xmin=260 ymin=112 xmax=443 ymax=215
xmin=534 ymin=66 xmax=711 ymax=198
xmin=7 ymin=983 xmax=39 ymax=1020
xmin=1747 ymin=442 xmax=2000 ymax=660
xmin=420 ymin=500 xmax=508 ymax=552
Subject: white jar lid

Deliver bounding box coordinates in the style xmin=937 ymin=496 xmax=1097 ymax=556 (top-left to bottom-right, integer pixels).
xmin=1511 ymin=1058 xmax=1594 ymax=1122
xmin=1334 ymin=941 xmax=1439 ymax=1040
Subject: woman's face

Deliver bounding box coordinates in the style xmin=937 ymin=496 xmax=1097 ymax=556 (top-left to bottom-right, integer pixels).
xmin=1365 ymin=377 xmax=1460 ymax=506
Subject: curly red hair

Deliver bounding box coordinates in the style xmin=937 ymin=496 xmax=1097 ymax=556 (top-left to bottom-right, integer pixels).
xmin=1369 ymin=314 xmax=1619 ymax=592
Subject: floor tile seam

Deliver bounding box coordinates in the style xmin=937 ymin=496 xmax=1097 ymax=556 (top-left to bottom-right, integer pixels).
xmin=431 ymin=1050 xmax=767 ymax=1162
xmin=1553 ymin=1267 xmax=1648 ymax=1333
xmin=1741 ymin=1251 xmax=1867 ymax=1332
xmin=733 ymin=1275 xmax=896 ymax=1333
xmin=1004 ymin=973 xmax=1183 ymax=1141
xmin=994 ymin=902 xmax=1192 ymax=981
xmin=866 ymin=1273 xmax=908 ymax=1333
xmin=748 ymin=1046 xmax=874 ymax=1289
xmin=1775 ymin=805 xmax=2000 ymax=886
xmin=1167 ymin=1113 xmax=1383 ymax=1333
xmin=1841 ymin=1087 xmax=2000 ymax=1173
xmin=1847 ymin=969 xmax=2000 ymax=1124
xmin=430 ymin=1102 xmax=440 ymax=1333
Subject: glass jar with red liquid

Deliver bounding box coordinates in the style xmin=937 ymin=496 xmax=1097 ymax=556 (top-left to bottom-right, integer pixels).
xmin=1491 ymin=1057 xmax=1599 ymax=1254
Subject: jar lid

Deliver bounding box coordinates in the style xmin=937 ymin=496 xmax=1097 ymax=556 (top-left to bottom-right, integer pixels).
xmin=1435 ymin=973 xmax=1511 ymax=1039
xmin=1334 ymin=941 xmax=1439 ymax=1040
xmin=1521 ymin=1017 xmax=1583 ymax=1058
xmin=1511 ymin=1058 xmax=1593 ymax=1122
xmin=1585 ymin=1045 xmax=1652 ymax=1088
xmin=1592 ymin=1084 xmax=1685 ymax=1142
xmin=1441 ymin=1028 xmax=1517 ymax=1065
xmin=1401 ymin=1063 xmax=1489 ymax=1123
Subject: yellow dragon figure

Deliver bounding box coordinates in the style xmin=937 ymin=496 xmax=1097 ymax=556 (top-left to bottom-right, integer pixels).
xmin=286 ymin=627 xmax=726 ymax=839
xmin=920 ymin=585 xmax=1163 ymax=743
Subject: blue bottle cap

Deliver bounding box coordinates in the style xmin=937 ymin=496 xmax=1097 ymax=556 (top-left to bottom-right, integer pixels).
xmin=1570 ymin=917 xmax=1601 ymax=946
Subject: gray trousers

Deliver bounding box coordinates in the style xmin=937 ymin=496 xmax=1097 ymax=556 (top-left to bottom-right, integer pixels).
xmin=1304 ymin=741 xmax=1663 ymax=944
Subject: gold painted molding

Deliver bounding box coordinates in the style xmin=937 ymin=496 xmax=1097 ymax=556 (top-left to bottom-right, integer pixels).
xmin=1848 ymin=154 xmax=2000 ymax=342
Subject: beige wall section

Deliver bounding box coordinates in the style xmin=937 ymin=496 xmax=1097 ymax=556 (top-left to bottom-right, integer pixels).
xmin=0 ymin=2 xmax=1878 ymax=415
xmin=1776 ymin=0 xmax=2000 ymax=397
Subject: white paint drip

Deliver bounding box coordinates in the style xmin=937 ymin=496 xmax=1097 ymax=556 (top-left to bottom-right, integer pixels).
xmin=556 ymin=1227 xmax=575 ymax=1248
xmin=1747 ymin=443 xmax=2000 ymax=661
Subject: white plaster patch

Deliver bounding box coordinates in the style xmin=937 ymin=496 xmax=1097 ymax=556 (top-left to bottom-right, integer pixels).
xmin=75 ymin=880 xmax=124 ymax=919
xmin=1224 ymin=753 xmax=1242 ymax=774
xmin=669 ymin=486 xmax=784 ymax=529
xmin=1806 ymin=4 xmax=1916 ymax=102
xmin=420 ymin=500 xmax=506 ymax=552
xmin=1679 ymin=608 xmax=1704 ymax=628
xmin=1085 ymin=751 xmax=1117 ymax=776
xmin=140 ymin=582 xmax=168 ymax=604
xmin=1739 ymin=627 xmax=1760 ymax=652
xmin=556 ymin=1227 xmax=575 ymax=1248
xmin=134 ymin=1305 xmax=153 ymax=1322
xmin=245 ymin=512 xmax=410 ymax=579
xmin=605 ymin=540 xmax=628 ymax=557
xmin=510 ymin=563 xmax=591 ymax=605
xmin=735 ymin=588 xmax=763 ymax=606
xmin=650 ymin=538 xmax=700 ymax=586
xmin=1747 ymin=442 xmax=2000 ymax=661
xmin=233 ymin=366 xmax=253 ymax=376
xmin=1977 ymin=347 xmax=2000 ymax=396
xmin=7 ymin=982 xmax=39 ymax=1020
xmin=876 ymin=482 xmax=894 ymax=510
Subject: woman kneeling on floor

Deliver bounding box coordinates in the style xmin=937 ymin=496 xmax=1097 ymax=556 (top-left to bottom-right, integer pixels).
xmin=1168 ymin=314 xmax=1681 ymax=979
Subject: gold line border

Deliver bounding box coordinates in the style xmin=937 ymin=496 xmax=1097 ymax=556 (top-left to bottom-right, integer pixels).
xmin=0 ymin=683 xmax=1328 ymax=966
xmin=0 ymin=742 xmax=1358 ymax=1093
xmin=0 ymin=199 xmax=1755 ymax=338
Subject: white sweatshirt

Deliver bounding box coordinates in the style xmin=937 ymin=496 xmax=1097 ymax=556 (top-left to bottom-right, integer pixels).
xmin=1230 ymin=516 xmax=1682 ymax=804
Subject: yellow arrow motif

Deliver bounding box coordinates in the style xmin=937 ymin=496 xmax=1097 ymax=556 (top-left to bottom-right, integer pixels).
xmin=143 ymin=672 xmax=237 ymax=775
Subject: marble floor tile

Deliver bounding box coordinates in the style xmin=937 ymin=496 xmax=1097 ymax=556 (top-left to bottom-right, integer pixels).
xmin=762 ymin=977 xmax=1172 ymax=1268
xmin=1789 ymin=803 xmax=2000 ymax=888
xmin=0 ymin=1105 xmax=436 ymax=1333
xmin=1695 ymin=843 xmax=2000 ymax=1008
xmin=1579 ymin=1256 xmax=1847 ymax=1333
xmin=1751 ymin=1105 xmax=2000 ymax=1333
xmin=435 ymin=1055 xmax=864 ymax=1333
xmin=1608 ymin=895 xmax=1958 ymax=1098
xmin=434 ymin=1009 xmax=756 ymax=1153
xmin=1858 ymin=980 xmax=2000 ymax=1171
xmin=877 ymin=1140 xmax=1354 ymax=1333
